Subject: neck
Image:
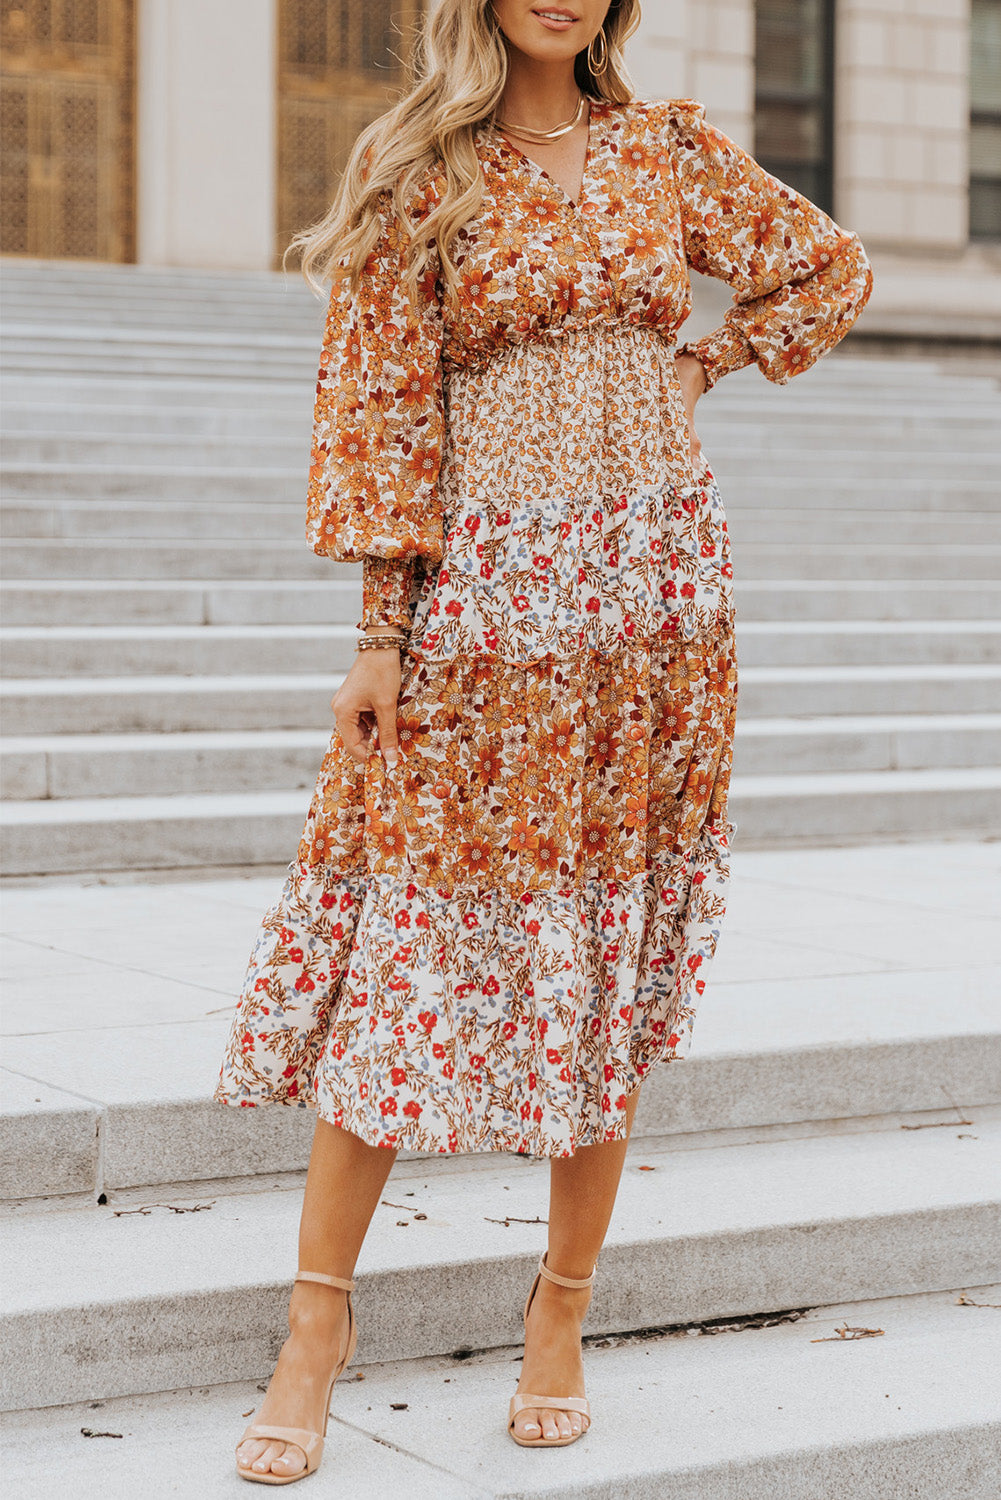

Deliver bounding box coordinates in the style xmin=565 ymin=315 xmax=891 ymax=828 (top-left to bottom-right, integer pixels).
xmin=496 ymin=56 xmax=582 ymax=130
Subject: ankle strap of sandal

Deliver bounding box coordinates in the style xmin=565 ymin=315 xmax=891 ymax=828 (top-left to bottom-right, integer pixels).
xmin=537 ymin=1251 xmax=596 ymax=1289
xmin=295 ymin=1269 xmax=356 ymax=1292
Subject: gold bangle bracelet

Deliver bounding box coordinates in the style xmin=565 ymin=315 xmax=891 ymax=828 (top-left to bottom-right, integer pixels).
xmin=356 ymin=634 xmax=407 ymax=652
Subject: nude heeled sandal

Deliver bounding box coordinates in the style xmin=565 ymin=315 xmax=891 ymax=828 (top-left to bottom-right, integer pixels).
xmin=236 ymin=1270 xmax=358 ymax=1485
xmin=508 ymin=1251 xmax=595 ymax=1448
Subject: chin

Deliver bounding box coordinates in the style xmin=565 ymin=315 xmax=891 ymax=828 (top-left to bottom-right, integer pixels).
xmin=508 ymin=36 xmax=583 ymax=64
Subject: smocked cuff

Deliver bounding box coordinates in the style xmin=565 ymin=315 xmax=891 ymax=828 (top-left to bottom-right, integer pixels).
xmin=677 ymin=324 xmax=756 ymax=392
xmin=360 ymin=555 xmax=421 ymax=631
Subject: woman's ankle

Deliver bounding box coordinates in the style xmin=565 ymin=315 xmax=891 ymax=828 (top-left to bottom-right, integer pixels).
xmin=529 ymin=1277 xmax=592 ymax=1324
xmin=287 ymin=1283 xmax=349 ymax=1335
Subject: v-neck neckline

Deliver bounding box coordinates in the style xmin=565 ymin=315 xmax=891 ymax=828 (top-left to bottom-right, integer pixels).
xmin=489 ymin=97 xmax=602 ymax=212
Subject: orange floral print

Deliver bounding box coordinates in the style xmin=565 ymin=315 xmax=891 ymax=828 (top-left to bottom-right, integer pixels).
xmin=215 ymin=97 xmax=872 ymax=1157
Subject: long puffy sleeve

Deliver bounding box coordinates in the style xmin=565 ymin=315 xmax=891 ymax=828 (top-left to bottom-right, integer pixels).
xmin=305 ymin=187 xmax=446 ymax=628
xmin=666 ymin=99 xmax=874 ymax=390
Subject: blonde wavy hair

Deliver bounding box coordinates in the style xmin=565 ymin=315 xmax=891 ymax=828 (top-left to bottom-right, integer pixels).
xmin=285 ymin=0 xmax=641 ymax=305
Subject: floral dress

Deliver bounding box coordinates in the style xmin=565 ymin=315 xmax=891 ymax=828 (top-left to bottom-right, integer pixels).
xmin=214 ymin=97 xmax=872 ymax=1157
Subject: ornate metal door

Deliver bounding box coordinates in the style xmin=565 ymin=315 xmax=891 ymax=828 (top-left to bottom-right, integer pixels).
xmin=276 ymin=0 xmax=424 ymax=268
xmin=1 ymin=0 xmax=135 ymax=261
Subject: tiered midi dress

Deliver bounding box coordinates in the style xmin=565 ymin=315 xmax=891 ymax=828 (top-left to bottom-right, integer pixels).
xmin=214 ymin=97 xmax=873 ymax=1158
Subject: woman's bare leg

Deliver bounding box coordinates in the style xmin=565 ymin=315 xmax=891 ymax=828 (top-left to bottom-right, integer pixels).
xmin=511 ymin=1085 xmax=643 ymax=1442
xmin=236 ymin=1119 xmax=396 ymax=1479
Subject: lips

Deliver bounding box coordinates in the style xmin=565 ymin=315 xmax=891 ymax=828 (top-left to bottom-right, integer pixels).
xmin=532 ymin=9 xmax=580 ymax=23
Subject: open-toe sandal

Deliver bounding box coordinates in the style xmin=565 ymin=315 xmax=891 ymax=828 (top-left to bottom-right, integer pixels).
xmin=236 ymin=1270 xmax=358 ymax=1485
xmin=508 ymin=1251 xmax=594 ymax=1448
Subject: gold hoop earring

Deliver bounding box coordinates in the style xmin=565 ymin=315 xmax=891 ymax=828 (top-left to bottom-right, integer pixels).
xmin=587 ymin=27 xmax=608 ymax=74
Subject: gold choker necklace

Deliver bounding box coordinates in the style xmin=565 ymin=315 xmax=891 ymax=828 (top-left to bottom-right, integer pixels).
xmin=494 ymin=94 xmax=586 ymax=142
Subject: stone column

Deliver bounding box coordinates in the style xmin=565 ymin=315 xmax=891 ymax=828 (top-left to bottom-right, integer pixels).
xmin=137 ymin=0 xmax=277 ymax=268
xmin=835 ymin=0 xmax=971 ymax=252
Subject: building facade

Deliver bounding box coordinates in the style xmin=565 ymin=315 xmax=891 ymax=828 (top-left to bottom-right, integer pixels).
xmin=2 ymin=0 xmax=999 ymax=336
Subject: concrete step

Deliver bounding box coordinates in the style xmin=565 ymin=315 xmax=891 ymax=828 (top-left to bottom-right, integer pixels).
xmin=0 ymin=729 xmax=330 ymax=799
xmin=5 ymin=713 xmax=998 ymax=801
xmin=2 ymin=1284 xmax=999 ymax=1498
xmin=0 ymin=307 xmax=320 ymax=334
xmin=0 ymin=259 xmax=320 ymax=291
xmin=0 ymin=346 xmax=314 ymax=380
xmin=5 ymin=499 xmax=1001 ymax=544
xmin=3 ymin=768 xmax=1000 ymax=873
xmin=3 ymin=911 xmax=998 ymax=1194
xmin=4 ymin=389 xmax=999 ymax=440
xmin=733 ymin=579 xmax=1001 ymax=621
xmin=1 ymin=340 xmax=984 ymax=373
xmin=0 ymin=579 xmax=360 ymax=626
xmin=2 ymin=367 xmax=992 ymax=413
xmin=1 ymin=434 xmax=307 ymax=469
xmin=6 ymin=972 xmax=1000 ymax=1193
xmin=5 ymin=461 xmax=1000 ymax=504
xmin=6 ymin=368 xmax=990 ymax=416
xmin=5 ymin=666 xmax=1000 ymax=738
xmin=2 ymin=1109 xmax=998 ymax=1409
xmin=732 ymin=713 xmax=1001 ymax=773
xmin=0 ymin=466 xmax=292 ymax=506
xmin=0 ymin=624 xmax=355 ymax=678
xmin=706 ymin=357 xmax=1000 ymax=391
xmin=721 ymin=449 xmax=1000 ymax=479
xmin=0 ymin=268 xmax=316 ymax=290
xmin=5 ymin=403 xmax=1000 ymax=444
xmin=0 ymin=297 xmax=322 ymax=328
xmin=0 ymin=674 xmax=341 ymax=735
xmin=0 ymin=789 xmax=314 ymax=872
xmin=0 ymin=308 xmax=312 ymax=329
xmin=0 ymin=276 xmax=310 ymax=297
xmin=0 ymin=540 xmax=336 ymax=580
xmin=0 ymin=374 xmax=311 ymax=409
xmin=0 ymin=351 xmax=316 ymax=381
xmin=732 ymin=664 xmax=1001 ymax=715
xmin=738 ymin=621 xmax=1001 ymax=668
xmin=4 ymin=425 xmax=999 ymax=468
xmin=3 ymin=620 xmax=999 ymax=679
xmin=2 ymin=500 xmax=316 ymax=543
xmin=708 ymin=386 xmax=1001 ymax=411
xmin=0 ymin=315 xmax=960 ymax=364
xmin=725 ymin=505 xmax=1000 ymax=534
xmin=2 ymin=332 xmax=315 ymax=359
xmin=4 ymin=843 xmax=996 ymax=1185
xmin=729 ymin=766 xmax=1001 ymax=846
xmin=0 ymin=402 xmax=315 ymax=438
xmin=703 ymin=410 xmax=1001 ymax=443
xmin=3 ymin=577 xmax=999 ymax=627
xmin=1 ymin=306 xmax=991 ymax=387
xmin=0 ymin=293 xmax=318 ymax=318
xmin=0 ymin=321 xmax=318 ymax=353
xmin=0 ymin=305 xmax=321 ymax=334
xmin=4 ymin=537 xmax=999 ymax=581
xmin=0 ymin=281 xmax=956 ymax=343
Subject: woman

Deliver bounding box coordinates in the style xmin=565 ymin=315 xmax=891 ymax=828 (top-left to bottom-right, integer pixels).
xmin=218 ymin=0 xmax=872 ymax=1482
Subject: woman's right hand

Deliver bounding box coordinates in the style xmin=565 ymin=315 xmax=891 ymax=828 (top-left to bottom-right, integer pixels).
xmin=673 ymin=351 xmax=708 ymax=471
xmin=332 ymin=639 xmax=403 ymax=767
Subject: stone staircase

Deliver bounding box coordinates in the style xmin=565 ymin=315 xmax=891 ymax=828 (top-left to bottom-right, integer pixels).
xmin=2 ymin=262 xmax=1001 ymax=1495
xmin=1 ymin=843 xmax=1000 ymax=1496
xmin=2 ymin=257 xmax=1001 ymax=877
